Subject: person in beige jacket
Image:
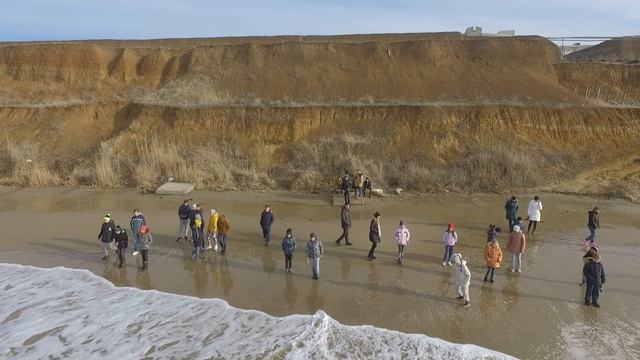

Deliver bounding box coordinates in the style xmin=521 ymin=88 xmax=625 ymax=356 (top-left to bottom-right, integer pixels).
xmin=507 ymin=225 xmax=526 ymax=273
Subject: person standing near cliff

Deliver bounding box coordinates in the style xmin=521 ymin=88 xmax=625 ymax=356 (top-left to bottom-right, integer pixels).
xmin=364 ymin=177 xmax=373 ymax=198
xmin=260 ymin=205 xmax=275 ymax=246
xmin=177 ymin=199 xmax=191 ymax=242
xmin=130 ymin=209 xmax=146 ymax=257
xmin=527 ymin=196 xmax=543 ymax=235
xmin=355 ymin=171 xmax=365 ymax=198
xmin=585 ymin=207 xmax=600 ymax=244
xmin=504 ymin=196 xmax=519 ymax=232
xmin=336 ymin=203 xmax=352 ymax=246
xmin=367 ymin=212 xmax=382 ymax=260
xmin=341 ymin=173 xmax=351 ymax=205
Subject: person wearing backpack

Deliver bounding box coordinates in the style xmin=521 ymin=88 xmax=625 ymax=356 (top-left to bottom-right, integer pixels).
xmin=191 ymin=213 xmax=204 ymax=260
xmin=504 ymin=196 xmax=519 ymax=232
xmin=97 ymin=214 xmax=116 ymax=260
xmin=130 ymin=209 xmax=146 ymax=257
xmin=282 ymin=228 xmax=297 ymax=273
xmin=114 ymin=225 xmax=129 ymax=268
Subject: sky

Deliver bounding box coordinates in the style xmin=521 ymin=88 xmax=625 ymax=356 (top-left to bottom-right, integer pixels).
xmin=1 ymin=0 xmax=638 ymax=41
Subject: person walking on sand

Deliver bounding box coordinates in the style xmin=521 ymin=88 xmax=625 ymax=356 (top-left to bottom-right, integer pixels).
xmin=484 ymin=237 xmax=503 ymax=284
xmin=282 ymin=228 xmax=297 ymax=273
xmin=504 ymin=196 xmax=519 ymax=232
xmin=114 ymin=225 xmax=128 ymax=268
xmin=206 ymin=209 xmax=219 ymax=251
xmin=527 ymin=196 xmax=543 ymax=234
xmin=585 ymin=207 xmax=600 ymax=244
xmin=305 ymin=232 xmax=324 ymax=280
xmin=367 ymin=212 xmax=382 ymax=260
xmin=177 ymin=199 xmax=191 ymax=242
xmin=364 ymin=177 xmax=372 ymax=198
xmin=217 ymin=214 xmax=230 ymax=255
xmin=580 ymin=243 xmax=599 ymax=286
xmin=583 ymin=253 xmax=606 ymax=308
xmin=507 ymin=225 xmax=526 ymax=272
xmin=191 ymin=213 xmax=204 ymax=261
xmin=336 ymin=203 xmax=352 ymax=246
xmin=452 ymin=253 xmax=471 ymax=307
xmin=394 ymin=221 xmax=411 ymax=265
xmin=130 ymin=209 xmax=146 ymax=257
xmin=341 ymin=173 xmax=351 ymax=205
xmin=442 ymin=224 xmax=458 ymax=266
xmin=97 ymin=214 xmax=116 ymax=260
xmin=140 ymin=226 xmax=154 ymax=271
xmin=260 ymin=205 xmax=275 ymax=246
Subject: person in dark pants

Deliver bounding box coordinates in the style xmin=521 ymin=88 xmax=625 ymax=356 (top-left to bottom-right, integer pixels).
xmin=585 ymin=207 xmax=600 ymax=244
xmin=260 ymin=205 xmax=275 ymax=245
xmin=364 ymin=177 xmax=372 ymax=198
xmin=281 ymin=228 xmax=297 ymax=273
xmin=177 ymin=199 xmax=191 ymax=242
xmin=130 ymin=209 xmax=146 ymax=256
xmin=140 ymin=226 xmax=154 ymax=271
xmin=504 ymin=196 xmax=519 ymax=232
xmin=341 ymin=174 xmax=351 ymax=205
xmin=580 ymin=244 xmax=599 ymax=286
xmin=114 ymin=225 xmax=128 ymax=268
xmin=336 ymin=203 xmax=352 ymax=245
xmin=191 ymin=213 xmax=204 ymax=261
xmin=583 ymin=253 xmax=605 ymax=307
xmin=217 ymin=214 xmax=230 ymax=255
xmin=97 ymin=214 xmax=116 ymax=260
xmin=367 ymin=212 xmax=381 ymax=260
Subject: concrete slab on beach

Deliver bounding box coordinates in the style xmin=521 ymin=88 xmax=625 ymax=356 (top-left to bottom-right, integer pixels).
xmin=156 ymin=182 xmax=195 ymax=195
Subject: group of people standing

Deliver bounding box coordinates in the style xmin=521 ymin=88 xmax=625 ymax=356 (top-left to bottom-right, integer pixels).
xmin=338 ymin=171 xmax=373 ymax=205
xmin=96 ymin=194 xmax=606 ymax=309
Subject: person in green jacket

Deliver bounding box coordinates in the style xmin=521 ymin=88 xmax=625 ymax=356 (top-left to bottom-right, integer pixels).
xmin=281 ymin=228 xmax=297 ymax=273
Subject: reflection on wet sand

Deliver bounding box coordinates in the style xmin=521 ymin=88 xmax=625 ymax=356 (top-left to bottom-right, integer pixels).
xmin=1 ymin=189 xmax=639 ymax=359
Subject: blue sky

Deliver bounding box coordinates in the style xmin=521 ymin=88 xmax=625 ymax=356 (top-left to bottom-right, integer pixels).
xmin=1 ymin=0 xmax=638 ymax=41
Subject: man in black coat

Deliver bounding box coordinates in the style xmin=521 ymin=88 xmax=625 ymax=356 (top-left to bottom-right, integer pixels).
xmin=97 ymin=214 xmax=116 ymax=260
xmin=336 ymin=203 xmax=352 ymax=246
xmin=260 ymin=205 xmax=275 ymax=245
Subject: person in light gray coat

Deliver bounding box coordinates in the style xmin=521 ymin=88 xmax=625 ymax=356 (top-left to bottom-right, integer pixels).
xmin=335 ymin=204 xmax=352 ymax=245
xmin=305 ymin=233 xmax=324 ymax=280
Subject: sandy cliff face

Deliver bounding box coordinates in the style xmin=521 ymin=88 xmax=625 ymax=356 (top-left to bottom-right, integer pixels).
xmin=0 ymin=34 xmax=638 ymax=199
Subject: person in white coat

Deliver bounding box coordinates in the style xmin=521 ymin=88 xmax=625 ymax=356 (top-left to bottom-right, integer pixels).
xmin=452 ymin=253 xmax=471 ymax=307
xmin=527 ymin=196 xmax=543 ymax=234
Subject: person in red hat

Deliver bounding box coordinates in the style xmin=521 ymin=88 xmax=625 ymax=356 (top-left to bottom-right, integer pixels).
xmin=442 ymin=223 xmax=458 ymax=266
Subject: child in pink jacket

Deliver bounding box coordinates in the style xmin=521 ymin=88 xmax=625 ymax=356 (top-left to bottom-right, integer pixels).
xmin=442 ymin=223 xmax=458 ymax=266
xmin=394 ymin=221 xmax=411 ymax=265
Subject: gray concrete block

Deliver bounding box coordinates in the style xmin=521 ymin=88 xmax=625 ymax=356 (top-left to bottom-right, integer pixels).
xmin=155 ymin=182 xmax=195 ymax=195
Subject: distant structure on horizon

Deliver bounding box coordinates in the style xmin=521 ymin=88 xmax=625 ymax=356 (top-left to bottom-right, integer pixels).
xmin=464 ymin=26 xmax=515 ymax=37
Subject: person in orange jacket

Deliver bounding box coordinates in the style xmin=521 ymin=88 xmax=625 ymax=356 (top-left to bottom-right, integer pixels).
xmin=484 ymin=237 xmax=503 ymax=283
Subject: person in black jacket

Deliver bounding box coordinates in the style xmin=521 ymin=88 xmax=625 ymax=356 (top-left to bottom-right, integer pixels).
xmin=364 ymin=177 xmax=372 ymax=198
xmin=97 ymin=214 xmax=116 ymax=260
xmin=504 ymin=196 xmax=519 ymax=232
xmin=177 ymin=199 xmax=191 ymax=242
xmin=335 ymin=203 xmax=352 ymax=246
xmin=114 ymin=225 xmax=128 ymax=268
xmin=367 ymin=212 xmax=381 ymax=260
xmin=260 ymin=205 xmax=275 ymax=245
xmin=583 ymin=253 xmax=606 ymax=307
xmin=585 ymin=207 xmax=600 ymax=244
xmin=341 ymin=174 xmax=351 ymax=205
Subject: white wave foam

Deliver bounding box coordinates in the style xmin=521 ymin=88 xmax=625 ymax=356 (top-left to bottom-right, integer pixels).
xmin=0 ymin=263 xmax=514 ymax=359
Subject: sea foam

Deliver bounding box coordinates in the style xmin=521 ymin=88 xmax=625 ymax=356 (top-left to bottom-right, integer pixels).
xmin=0 ymin=263 xmax=514 ymax=359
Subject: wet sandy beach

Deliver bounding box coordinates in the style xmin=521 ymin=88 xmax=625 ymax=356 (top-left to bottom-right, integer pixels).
xmin=0 ymin=187 xmax=638 ymax=359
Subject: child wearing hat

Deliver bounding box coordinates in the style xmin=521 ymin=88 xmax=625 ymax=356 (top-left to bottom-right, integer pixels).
xmin=281 ymin=228 xmax=297 ymax=273
xmin=442 ymin=223 xmax=458 ymax=266
xmin=583 ymin=252 xmax=606 ymax=307
xmin=580 ymin=243 xmax=599 ymax=286
xmin=114 ymin=225 xmax=129 ymax=268
xmin=453 ymin=253 xmax=471 ymax=307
